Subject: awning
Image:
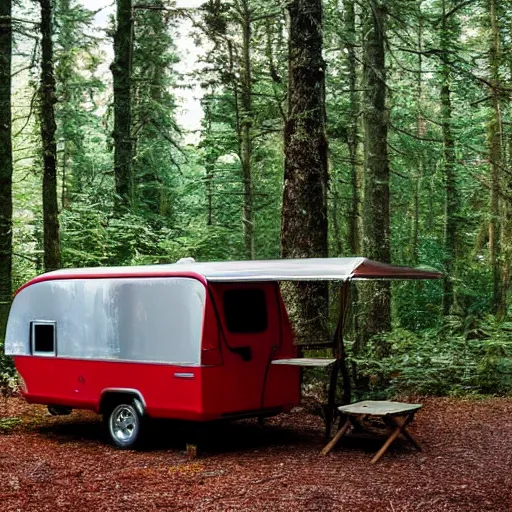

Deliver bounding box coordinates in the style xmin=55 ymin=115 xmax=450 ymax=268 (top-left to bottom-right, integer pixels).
xmin=22 ymin=257 xmax=442 ymax=290
xmin=175 ymin=257 xmax=442 ymax=282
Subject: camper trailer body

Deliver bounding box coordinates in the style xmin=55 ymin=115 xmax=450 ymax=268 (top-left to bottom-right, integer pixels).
xmin=5 ymin=267 xmax=300 ymax=434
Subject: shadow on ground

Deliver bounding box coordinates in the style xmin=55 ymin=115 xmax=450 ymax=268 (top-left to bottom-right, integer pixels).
xmin=33 ymin=413 xmax=318 ymax=456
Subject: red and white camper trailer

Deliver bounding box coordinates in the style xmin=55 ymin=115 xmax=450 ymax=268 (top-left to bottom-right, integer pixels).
xmin=4 ymin=258 xmax=441 ymax=448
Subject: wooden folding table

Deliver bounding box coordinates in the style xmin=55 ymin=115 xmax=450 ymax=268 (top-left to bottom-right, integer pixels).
xmin=320 ymin=400 xmax=423 ymax=464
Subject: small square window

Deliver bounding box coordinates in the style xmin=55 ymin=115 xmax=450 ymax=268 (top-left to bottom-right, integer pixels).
xmin=31 ymin=321 xmax=56 ymax=356
xmin=223 ymin=289 xmax=268 ymax=333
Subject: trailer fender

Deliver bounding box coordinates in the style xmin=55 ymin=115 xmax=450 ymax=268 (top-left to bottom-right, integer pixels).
xmin=99 ymin=389 xmax=147 ymax=416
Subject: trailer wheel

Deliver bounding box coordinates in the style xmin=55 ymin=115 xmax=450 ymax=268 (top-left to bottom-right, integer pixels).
xmin=107 ymin=403 xmax=142 ymax=449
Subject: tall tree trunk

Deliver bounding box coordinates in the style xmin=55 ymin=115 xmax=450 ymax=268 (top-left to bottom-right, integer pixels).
xmin=132 ymin=3 xmax=170 ymax=214
xmin=112 ymin=0 xmax=133 ymax=208
xmin=343 ymin=0 xmax=361 ymax=256
xmin=411 ymin=8 xmax=424 ymax=266
xmin=282 ymin=0 xmax=329 ymax=345
xmin=360 ymin=1 xmax=390 ymax=356
xmin=239 ymin=0 xmax=255 ymax=259
xmin=488 ymin=0 xmax=506 ymax=316
xmin=331 ymin=179 xmax=343 ymax=256
xmin=341 ymin=0 xmax=362 ymax=385
xmin=507 ymin=42 xmax=512 ymax=310
xmin=40 ymin=0 xmax=62 ymax=272
xmin=56 ymin=0 xmax=71 ymax=210
xmin=204 ymin=100 xmax=215 ymax=226
xmin=440 ymin=0 xmax=458 ymax=316
xmin=0 ymin=0 xmax=13 ymax=338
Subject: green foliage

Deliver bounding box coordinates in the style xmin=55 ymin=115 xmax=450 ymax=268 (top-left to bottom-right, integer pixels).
xmin=0 ymin=417 xmax=21 ymax=432
xmin=131 ymin=2 xmax=182 ymax=215
xmin=54 ymin=0 xmax=105 ymax=198
xmin=0 ymin=340 xmax=15 ymax=389
xmin=350 ymin=317 xmax=512 ymax=397
xmin=3 ymin=0 xmax=512 ymax=398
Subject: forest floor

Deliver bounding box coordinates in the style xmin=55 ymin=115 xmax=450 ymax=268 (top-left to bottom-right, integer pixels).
xmin=0 ymin=395 xmax=511 ymax=512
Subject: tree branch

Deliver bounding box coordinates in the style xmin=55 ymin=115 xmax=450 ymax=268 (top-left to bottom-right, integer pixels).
xmin=11 ymin=65 xmax=34 ymax=78
xmin=434 ymin=0 xmax=480 ymax=26
xmin=1 ymin=16 xmax=39 ymax=25
xmin=13 ymin=89 xmax=38 ymax=138
xmin=390 ymin=122 xmax=443 ymax=143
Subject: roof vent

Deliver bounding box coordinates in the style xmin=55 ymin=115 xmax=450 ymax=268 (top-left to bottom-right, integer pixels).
xmin=176 ymin=257 xmax=196 ymax=264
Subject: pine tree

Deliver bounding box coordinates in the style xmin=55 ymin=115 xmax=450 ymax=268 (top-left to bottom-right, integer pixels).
xmin=487 ymin=0 xmax=506 ymax=316
xmin=360 ymin=0 xmax=391 ymax=354
xmin=112 ymin=0 xmax=134 ymax=208
xmin=40 ymin=0 xmax=62 ymax=271
xmin=0 ymin=0 xmax=13 ymax=337
xmin=439 ymin=0 xmax=459 ymax=316
xmin=199 ymin=0 xmax=286 ymax=259
xmin=343 ymin=0 xmax=361 ymax=257
xmin=281 ymin=0 xmax=329 ymax=344
xmin=132 ymin=0 xmax=180 ymax=218
xmin=54 ymin=0 xmax=100 ymax=202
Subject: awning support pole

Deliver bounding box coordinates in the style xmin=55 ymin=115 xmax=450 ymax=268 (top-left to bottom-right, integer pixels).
xmin=325 ymin=280 xmax=352 ymax=439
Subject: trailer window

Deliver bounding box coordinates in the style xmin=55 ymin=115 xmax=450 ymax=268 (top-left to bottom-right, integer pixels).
xmin=31 ymin=321 xmax=56 ymax=356
xmin=223 ymin=289 xmax=268 ymax=333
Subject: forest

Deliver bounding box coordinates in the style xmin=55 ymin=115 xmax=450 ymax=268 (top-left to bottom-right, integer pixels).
xmin=1 ymin=0 xmax=512 ymax=398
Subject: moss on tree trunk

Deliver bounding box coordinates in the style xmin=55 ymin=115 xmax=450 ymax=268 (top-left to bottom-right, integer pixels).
xmin=281 ymin=0 xmax=329 ymax=345
xmin=359 ymin=1 xmax=391 ymax=356
xmin=0 ymin=0 xmax=13 ymax=338
xmin=112 ymin=0 xmax=133 ymax=208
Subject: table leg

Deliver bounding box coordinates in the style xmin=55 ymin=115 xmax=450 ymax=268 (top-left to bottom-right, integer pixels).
xmin=370 ymin=413 xmax=415 ymax=464
xmin=370 ymin=424 xmax=402 ymax=464
xmin=386 ymin=415 xmax=422 ymax=451
xmin=320 ymin=418 xmax=351 ymax=456
xmin=349 ymin=414 xmax=367 ymax=432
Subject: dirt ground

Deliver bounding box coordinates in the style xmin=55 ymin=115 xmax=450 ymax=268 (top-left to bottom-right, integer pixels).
xmin=1 ymin=396 xmax=511 ymax=512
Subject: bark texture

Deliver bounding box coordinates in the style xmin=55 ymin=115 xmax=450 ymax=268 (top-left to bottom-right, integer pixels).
xmin=0 ymin=0 xmax=13 ymax=338
xmin=281 ymin=0 xmax=329 ymax=345
xmin=112 ymin=0 xmax=133 ymax=208
xmin=440 ymin=0 xmax=459 ymax=316
xmin=411 ymin=9 xmax=424 ymax=265
xmin=343 ymin=0 xmax=361 ymax=257
xmin=487 ymin=0 xmax=506 ymax=316
xmin=40 ymin=0 xmax=62 ymax=272
xmin=239 ymin=0 xmax=255 ymax=259
xmin=204 ymin=103 xmax=214 ymax=226
xmin=359 ymin=1 xmax=391 ymax=353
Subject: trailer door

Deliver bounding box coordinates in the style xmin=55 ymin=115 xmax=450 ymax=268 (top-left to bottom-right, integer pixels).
xmin=210 ymin=283 xmax=279 ymax=414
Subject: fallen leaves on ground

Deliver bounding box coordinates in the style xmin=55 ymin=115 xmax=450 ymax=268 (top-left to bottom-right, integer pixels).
xmin=0 ymin=396 xmax=511 ymax=511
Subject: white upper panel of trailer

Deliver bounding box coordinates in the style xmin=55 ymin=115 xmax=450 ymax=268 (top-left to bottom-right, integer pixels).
xmin=37 ymin=257 xmax=442 ymax=283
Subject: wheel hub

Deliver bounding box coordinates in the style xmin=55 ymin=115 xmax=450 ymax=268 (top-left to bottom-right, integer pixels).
xmin=112 ymin=406 xmax=136 ymax=442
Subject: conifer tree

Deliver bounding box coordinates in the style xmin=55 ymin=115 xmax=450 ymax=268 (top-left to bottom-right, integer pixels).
xmin=281 ymin=0 xmax=329 ymax=344
xmin=0 ymin=0 xmax=13 ymax=337
xmin=112 ymin=0 xmax=134 ymax=208
xmin=360 ymin=0 xmax=390 ymax=354
xmin=40 ymin=0 xmax=62 ymax=271
xmin=132 ymin=1 xmax=180 ymax=218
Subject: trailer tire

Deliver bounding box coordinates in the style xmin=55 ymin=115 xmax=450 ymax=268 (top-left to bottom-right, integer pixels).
xmin=106 ymin=402 xmax=143 ymax=449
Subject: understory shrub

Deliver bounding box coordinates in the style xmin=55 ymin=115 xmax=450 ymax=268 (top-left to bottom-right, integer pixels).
xmin=349 ymin=316 xmax=512 ymax=397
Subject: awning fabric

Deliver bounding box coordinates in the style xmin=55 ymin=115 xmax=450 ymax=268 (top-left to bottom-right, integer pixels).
xmin=31 ymin=257 xmax=442 ymax=284
xmin=183 ymin=257 xmax=442 ymax=282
